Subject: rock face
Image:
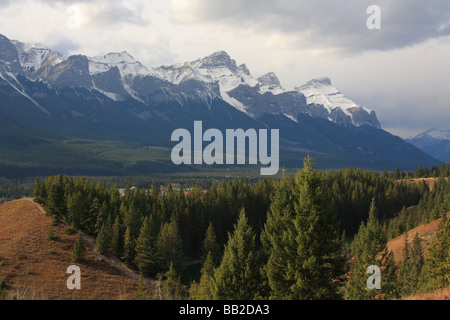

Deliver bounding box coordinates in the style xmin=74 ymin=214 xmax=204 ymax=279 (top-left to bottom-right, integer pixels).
xmin=0 ymin=34 xmax=23 ymax=76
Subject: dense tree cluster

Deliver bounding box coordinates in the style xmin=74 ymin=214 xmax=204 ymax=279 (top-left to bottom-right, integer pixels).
xmin=386 ymin=176 xmax=450 ymax=240
xmin=31 ymin=161 xmax=449 ymax=299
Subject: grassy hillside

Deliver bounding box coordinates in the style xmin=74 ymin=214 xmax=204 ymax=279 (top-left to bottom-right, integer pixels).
xmin=0 ymin=199 xmax=154 ymax=300
xmin=385 ymin=212 xmax=450 ymax=300
xmin=387 ymin=212 xmax=450 ymax=265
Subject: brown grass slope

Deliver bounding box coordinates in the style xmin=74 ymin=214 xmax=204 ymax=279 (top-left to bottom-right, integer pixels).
xmin=386 ymin=212 xmax=450 ymax=300
xmin=0 ymin=199 xmax=149 ymax=300
xmin=396 ymin=177 xmax=449 ymax=192
xmin=387 ymin=212 xmax=449 ymax=266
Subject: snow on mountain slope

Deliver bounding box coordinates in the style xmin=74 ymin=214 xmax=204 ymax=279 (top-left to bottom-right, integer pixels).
xmin=2 ymin=31 xmax=382 ymax=129
xmin=158 ymin=51 xmax=258 ymax=92
xmin=12 ymin=40 xmax=65 ymax=73
xmin=0 ymin=70 xmax=51 ymax=115
xmin=410 ymin=129 xmax=450 ymax=141
xmin=157 ymin=51 xmax=279 ymax=114
xmin=257 ymin=72 xmax=286 ymax=95
xmin=406 ymin=129 xmax=450 ymax=163
xmin=156 ymin=62 xmax=212 ymax=85
xmin=296 ymin=77 xmax=381 ymax=128
xmin=156 ymin=52 xmax=381 ymax=128
xmin=88 ymin=51 xmax=160 ymax=78
xmin=297 ymin=77 xmax=362 ymax=114
xmin=192 ymin=51 xmax=259 ymax=92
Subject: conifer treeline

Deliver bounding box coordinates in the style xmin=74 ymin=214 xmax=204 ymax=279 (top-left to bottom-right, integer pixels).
xmin=32 ymin=161 xmax=449 ymax=299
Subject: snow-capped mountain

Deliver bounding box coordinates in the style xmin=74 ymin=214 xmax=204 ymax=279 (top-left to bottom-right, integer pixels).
xmin=409 ymin=129 xmax=450 ymax=141
xmin=12 ymin=40 xmax=65 ymax=76
xmin=3 ymin=35 xmax=381 ymax=128
xmin=257 ymin=72 xmax=285 ymax=95
xmin=156 ymin=51 xmax=379 ymax=127
xmin=296 ymin=77 xmax=381 ymax=128
xmin=88 ymin=51 xmax=159 ymax=78
xmin=0 ymin=33 xmax=441 ymax=177
xmin=406 ymin=129 xmax=450 ymax=163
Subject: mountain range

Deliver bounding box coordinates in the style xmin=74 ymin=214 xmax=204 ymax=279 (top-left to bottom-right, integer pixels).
xmin=406 ymin=129 xmax=450 ymax=163
xmin=0 ymin=33 xmax=441 ymax=178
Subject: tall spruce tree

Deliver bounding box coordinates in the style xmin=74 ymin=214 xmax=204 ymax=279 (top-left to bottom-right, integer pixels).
xmin=134 ymin=273 xmax=148 ymax=300
xmin=189 ymin=251 xmax=215 ymax=300
xmin=261 ymin=157 xmax=345 ymax=300
xmin=33 ymin=178 xmax=45 ymax=205
xmin=72 ymin=232 xmax=87 ymax=263
xmin=211 ymin=208 xmax=261 ymax=300
xmin=347 ymin=199 xmax=399 ymax=300
xmin=162 ymin=262 xmax=184 ymax=300
xmin=122 ymin=226 xmax=135 ymax=267
xmin=96 ymin=219 xmax=112 ymax=255
xmin=260 ymin=172 xmax=295 ymax=299
xmin=134 ymin=216 xmax=158 ymax=276
xmin=399 ymin=232 xmax=424 ymax=296
xmin=111 ymin=215 xmax=123 ymax=258
xmin=419 ymin=215 xmax=449 ymax=292
xmin=46 ymin=175 xmax=66 ymax=219
xmin=156 ymin=219 xmax=184 ymax=272
xmin=202 ymin=222 xmax=221 ymax=266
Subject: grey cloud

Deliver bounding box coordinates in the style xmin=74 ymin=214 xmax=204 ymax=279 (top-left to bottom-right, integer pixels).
xmin=171 ymin=0 xmax=450 ymax=53
xmin=10 ymin=0 xmax=149 ymax=26
xmin=52 ymin=38 xmax=80 ymax=56
xmin=0 ymin=0 xmax=14 ymax=7
xmin=87 ymin=1 xmax=148 ymax=27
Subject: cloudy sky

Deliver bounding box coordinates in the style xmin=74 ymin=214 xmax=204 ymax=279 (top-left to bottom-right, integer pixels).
xmin=0 ymin=0 xmax=449 ymax=138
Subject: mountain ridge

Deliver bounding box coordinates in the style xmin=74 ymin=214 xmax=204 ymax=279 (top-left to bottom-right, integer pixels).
xmin=0 ymin=33 xmax=442 ymax=178
xmin=406 ymin=129 xmax=450 ymax=163
xmin=6 ymin=34 xmax=379 ymax=128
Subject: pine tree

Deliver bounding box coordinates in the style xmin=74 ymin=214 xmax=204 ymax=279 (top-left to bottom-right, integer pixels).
xmin=261 ymin=157 xmax=345 ymax=299
xmin=156 ymin=219 xmax=184 ymax=272
xmin=347 ymin=199 xmax=399 ymax=300
xmin=33 ymin=178 xmax=44 ymax=204
xmin=189 ymin=251 xmax=215 ymax=300
xmin=72 ymin=232 xmax=87 ymax=263
xmin=162 ymin=262 xmax=184 ymax=300
xmin=67 ymin=191 xmax=89 ymax=231
xmin=46 ymin=175 xmax=66 ymax=219
xmin=202 ymin=222 xmax=221 ymax=266
xmin=134 ymin=273 xmax=148 ymax=300
xmin=408 ymin=233 xmax=424 ymax=294
xmin=122 ymin=226 xmax=135 ymax=267
xmin=134 ymin=216 xmax=158 ymax=276
xmin=398 ymin=232 xmax=413 ymax=296
xmin=419 ymin=216 xmax=449 ymax=292
xmin=260 ymin=172 xmax=295 ymax=299
xmin=96 ymin=219 xmax=112 ymax=255
xmin=111 ymin=215 xmax=123 ymax=258
xmin=123 ymin=203 xmax=142 ymax=239
xmin=211 ymin=208 xmax=261 ymax=300
xmin=47 ymin=220 xmax=56 ymax=241
xmin=95 ymin=201 xmax=110 ymax=235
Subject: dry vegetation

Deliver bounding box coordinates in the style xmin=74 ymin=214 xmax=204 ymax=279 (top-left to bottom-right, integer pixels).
xmin=386 ymin=212 xmax=450 ymax=301
xmin=0 ymin=199 xmax=156 ymax=300
xmin=403 ymin=288 xmax=450 ymax=300
xmin=397 ymin=177 xmax=449 ymax=192
xmin=1 ymin=198 xmax=447 ymax=300
xmin=387 ymin=212 xmax=450 ymax=266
